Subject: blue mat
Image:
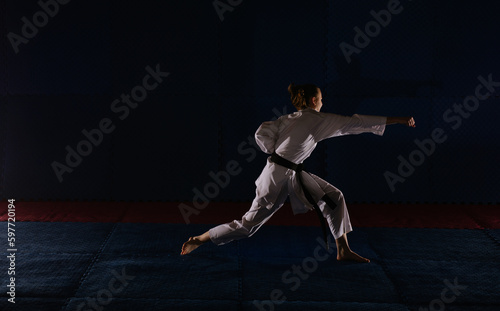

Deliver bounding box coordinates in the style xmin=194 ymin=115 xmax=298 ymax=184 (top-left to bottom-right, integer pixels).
xmin=0 ymin=223 xmax=499 ymax=311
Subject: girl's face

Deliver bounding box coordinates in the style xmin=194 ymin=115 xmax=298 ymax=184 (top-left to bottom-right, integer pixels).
xmin=310 ymin=89 xmax=323 ymax=112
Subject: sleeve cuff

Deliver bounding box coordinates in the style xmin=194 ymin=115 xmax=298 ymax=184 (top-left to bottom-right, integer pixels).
xmin=356 ymin=114 xmax=387 ymax=136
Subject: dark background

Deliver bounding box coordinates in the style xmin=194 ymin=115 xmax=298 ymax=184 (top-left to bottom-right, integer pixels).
xmin=0 ymin=0 xmax=499 ymax=203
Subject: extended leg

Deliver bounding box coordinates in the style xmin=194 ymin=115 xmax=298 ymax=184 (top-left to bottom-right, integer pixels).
xmin=180 ymin=184 xmax=288 ymax=255
xmin=209 ymin=184 xmax=288 ymax=246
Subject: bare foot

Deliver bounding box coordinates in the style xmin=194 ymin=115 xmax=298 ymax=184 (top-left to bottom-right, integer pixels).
xmin=337 ymin=249 xmax=370 ymax=263
xmin=181 ymin=237 xmax=204 ymax=255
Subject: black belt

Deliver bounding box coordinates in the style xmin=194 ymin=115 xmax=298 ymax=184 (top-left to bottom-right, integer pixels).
xmin=270 ymin=152 xmax=336 ymax=249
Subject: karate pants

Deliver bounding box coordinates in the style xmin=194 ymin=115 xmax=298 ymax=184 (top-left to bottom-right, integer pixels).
xmin=209 ymin=174 xmax=353 ymax=246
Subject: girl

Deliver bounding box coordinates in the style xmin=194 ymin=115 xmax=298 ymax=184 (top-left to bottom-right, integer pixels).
xmin=181 ymin=83 xmax=415 ymax=262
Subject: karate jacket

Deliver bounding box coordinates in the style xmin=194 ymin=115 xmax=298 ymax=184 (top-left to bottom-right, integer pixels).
xmin=254 ymin=108 xmax=387 ymax=215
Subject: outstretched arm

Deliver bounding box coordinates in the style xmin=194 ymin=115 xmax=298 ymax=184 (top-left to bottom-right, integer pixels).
xmin=386 ymin=116 xmax=416 ymax=128
xmin=315 ymin=114 xmax=413 ymax=141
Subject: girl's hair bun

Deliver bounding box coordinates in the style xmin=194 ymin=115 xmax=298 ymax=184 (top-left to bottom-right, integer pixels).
xmin=287 ymin=83 xmax=319 ymax=111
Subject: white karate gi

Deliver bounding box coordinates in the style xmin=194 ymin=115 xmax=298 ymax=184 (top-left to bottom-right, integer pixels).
xmin=209 ymin=108 xmax=386 ymax=245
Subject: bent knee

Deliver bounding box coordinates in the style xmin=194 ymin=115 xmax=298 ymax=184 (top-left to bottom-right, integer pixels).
xmin=335 ymin=190 xmax=344 ymax=201
xmin=326 ymin=190 xmax=345 ymax=202
xmin=323 ymin=190 xmax=345 ymax=207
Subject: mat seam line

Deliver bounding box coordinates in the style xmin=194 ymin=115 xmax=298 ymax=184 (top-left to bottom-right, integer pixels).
xmin=483 ymin=229 xmax=500 ymax=251
xmin=60 ymin=222 xmax=119 ymax=311
xmin=461 ymin=207 xmax=488 ymax=229
xmin=367 ymin=238 xmax=411 ymax=308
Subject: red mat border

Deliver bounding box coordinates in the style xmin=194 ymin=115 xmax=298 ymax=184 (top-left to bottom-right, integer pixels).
xmin=1 ymin=202 xmax=499 ymax=229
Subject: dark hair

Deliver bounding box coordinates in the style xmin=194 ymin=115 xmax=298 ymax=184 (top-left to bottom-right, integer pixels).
xmin=287 ymin=83 xmax=320 ymax=111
